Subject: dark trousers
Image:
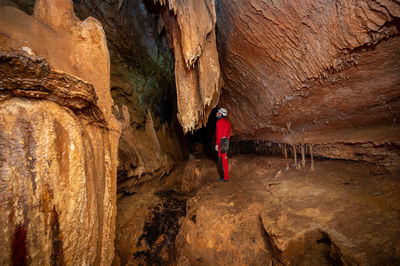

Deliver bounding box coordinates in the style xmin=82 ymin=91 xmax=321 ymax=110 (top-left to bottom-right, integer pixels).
xmin=218 ymin=138 xmax=229 ymax=180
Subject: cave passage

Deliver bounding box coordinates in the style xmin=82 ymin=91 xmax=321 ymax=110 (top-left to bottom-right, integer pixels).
xmin=0 ymin=0 xmax=399 ymax=265
xmin=188 ymin=108 xmax=218 ymax=157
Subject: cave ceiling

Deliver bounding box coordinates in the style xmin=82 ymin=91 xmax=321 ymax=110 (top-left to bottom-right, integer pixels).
xmin=4 ymin=0 xmax=400 ymax=143
xmin=216 ymin=0 xmax=400 ymax=144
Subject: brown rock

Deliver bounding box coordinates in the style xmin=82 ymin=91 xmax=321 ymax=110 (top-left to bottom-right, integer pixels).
xmin=159 ymin=0 xmax=222 ymax=132
xmin=0 ymin=1 xmax=120 ymax=265
xmin=116 ymin=106 xmax=176 ymax=193
xmin=175 ymin=156 xmax=400 ymax=265
xmin=217 ymin=0 xmax=400 ymax=145
xmin=0 ymin=1 xmax=114 ymax=122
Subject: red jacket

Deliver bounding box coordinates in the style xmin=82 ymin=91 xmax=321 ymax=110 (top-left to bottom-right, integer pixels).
xmin=216 ymin=117 xmax=231 ymax=146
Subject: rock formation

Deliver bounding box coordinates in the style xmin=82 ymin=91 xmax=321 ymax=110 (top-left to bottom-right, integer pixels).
xmin=72 ymin=0 xmax=186 ymax=193
xmin=157 ymin=0 xmax=222 ymax=132
xmin=175 ymin=157 xmax=400 ymax=265
xmin=75 ymin=0 xmax=222 ymax=133
xmin=0 ymin=0 xmax=121 ymax=264
xmin=217 ymin=0 xmax=400 ymax=170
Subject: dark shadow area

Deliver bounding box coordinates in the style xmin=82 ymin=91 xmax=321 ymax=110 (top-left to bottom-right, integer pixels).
xmin=134 ymin=190 xmax=188 ymax=266
xmin=230 ymin=141 xmax=283 ymax=156
xmin=188 ymin=108 xmax=218 ymax=157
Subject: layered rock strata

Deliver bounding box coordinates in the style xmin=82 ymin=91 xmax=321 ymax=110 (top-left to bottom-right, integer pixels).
xmin=0 ymin=1 xmax=120 ymax=264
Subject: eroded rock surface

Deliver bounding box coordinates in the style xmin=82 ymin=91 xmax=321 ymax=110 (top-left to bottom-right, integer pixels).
xmin=217 ymin=1 xmax=400 ymax=154
xmin=114 ymin=104 xmax=180 ymax=193
xmin=0 ymin=1 xmax=120 ymax=264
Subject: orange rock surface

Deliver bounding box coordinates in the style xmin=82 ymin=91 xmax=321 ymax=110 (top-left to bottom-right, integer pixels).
xmin=217 ymin=0 xmax=400 ymax=145
xmin=0 ymin=0 xmax=120 ymax=264
xmin=157 ymin=0 xmax=222 ymax=133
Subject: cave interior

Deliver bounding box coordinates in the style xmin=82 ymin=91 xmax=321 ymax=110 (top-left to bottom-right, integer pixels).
xmin=0 ymin=0 xmax=399 ymax=265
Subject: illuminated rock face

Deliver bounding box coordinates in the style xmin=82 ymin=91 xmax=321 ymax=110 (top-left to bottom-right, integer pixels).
xmin=72 ymin=0 xmax=185 ymax=192
xmin=0 ymin=1 xmax=120 ymax=264
xmin=157 ymin=0 xmax=222 ymax=133
xmin=216 ymin=1 xmax=400 ymax=145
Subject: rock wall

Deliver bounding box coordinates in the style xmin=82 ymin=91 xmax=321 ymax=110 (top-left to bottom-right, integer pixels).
xmin=217 ymin=0 xmax=400 ymax=144
xmin=72 ymin=0 xmax=186 ymax=193
xmin=0 ymin=1 xmax=120 ymax=264
xmin=113 ymin=104 xmax=181 ymax=193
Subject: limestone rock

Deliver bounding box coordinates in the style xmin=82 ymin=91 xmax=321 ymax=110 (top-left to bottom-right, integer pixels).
xmin=115 ymin=193 xmax=159 ymax=265
xmin=0 ymin=2 xmax=120 ymax=264
xmin=115 ymin=105 xmax=177 ymax=193
xmin=159 ymin=0 xmax=222 ymax=133
xmin=175 ymin=156 xmax=400 ymax=264
xmin=73 ymin=0 xmax=184 ymax=193
xmin=0 ymin=98 xmax=114 ymax=265
xmin=217 ymin=0 xmax=400 ymax=144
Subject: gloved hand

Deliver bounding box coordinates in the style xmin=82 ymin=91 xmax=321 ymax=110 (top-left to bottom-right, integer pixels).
xmin=215 ymin=145 xmax=219 ymax=151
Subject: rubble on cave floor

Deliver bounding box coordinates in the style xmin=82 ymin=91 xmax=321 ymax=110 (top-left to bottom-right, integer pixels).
xmin=115 ymin=155 xmax=400 ymax=265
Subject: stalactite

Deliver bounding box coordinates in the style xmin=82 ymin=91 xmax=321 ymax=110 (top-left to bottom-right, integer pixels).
xmin=283 ymin=144 xmax=288 ymax=159
xmin=301 ymin=144 xmax=306 ymax=168
xmin=310 ymin=144 xmax=315 ymax=171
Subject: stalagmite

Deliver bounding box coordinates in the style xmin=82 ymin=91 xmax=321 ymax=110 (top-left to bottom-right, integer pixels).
xmin=283 ymin=144 xmax=288 ymax=159
xmin=301 ymin=144 xmax=306 ymax=168
xmin=310 ymin=144 xmax=315 ymax=171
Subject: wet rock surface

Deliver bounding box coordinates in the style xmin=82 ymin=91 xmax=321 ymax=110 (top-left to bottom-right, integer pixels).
xmin=175 ymin=156 xmax=400 ymax=265
xmin=114 ymin=157 xmax=217 ymax=265
xmin=133 ymin=190 xmax=187 ymax=265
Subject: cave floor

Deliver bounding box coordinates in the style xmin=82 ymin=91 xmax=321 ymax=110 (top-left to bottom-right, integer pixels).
xmin=116 ymin=155 xmax=400 ymax=265
xmin=174 ymin=155 xmax=400 ymax=265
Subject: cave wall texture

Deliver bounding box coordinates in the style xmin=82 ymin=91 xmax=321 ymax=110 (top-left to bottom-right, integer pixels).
xmin=0 ymin=0 xmax=121 ymax=264
xmin=72 ymin=0 xmax=186 ymax=194
xmin=216 ymin=0 xmax=400 ymax=143
xmin=0 ymin=0 xmax=399 ymax=263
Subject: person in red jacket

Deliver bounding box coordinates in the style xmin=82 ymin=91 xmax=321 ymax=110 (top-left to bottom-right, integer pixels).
xmin=215 ymin=107 xmax=231 ymax=182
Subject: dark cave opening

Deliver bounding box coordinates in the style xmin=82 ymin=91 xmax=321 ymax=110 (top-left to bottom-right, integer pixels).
xmin=188 ymin=108 xmax=218 ymax=157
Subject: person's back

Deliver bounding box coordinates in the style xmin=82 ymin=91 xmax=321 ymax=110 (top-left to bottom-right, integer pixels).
xmin=216 ymin=117 xmax=231 ymax=146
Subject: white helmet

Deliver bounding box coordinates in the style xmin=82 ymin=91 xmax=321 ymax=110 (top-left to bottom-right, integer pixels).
xmin=218 ymin=107 xmax=227 ymax=116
